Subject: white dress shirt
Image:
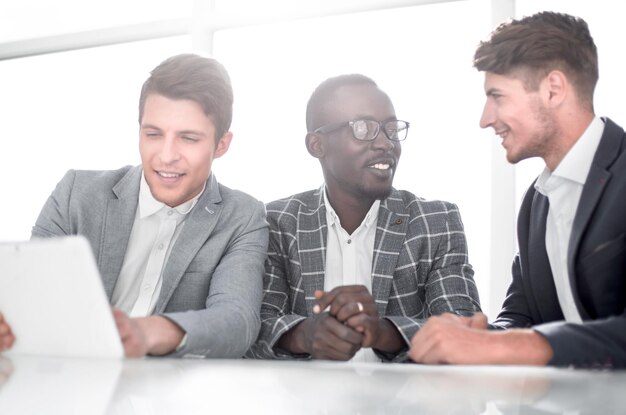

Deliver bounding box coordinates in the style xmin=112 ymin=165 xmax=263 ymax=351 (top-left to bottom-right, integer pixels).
xmin=111 ymin=172 xmax=204 ymax=317
xmin=323 ymin=189 xmax=380 ymax=362
xmin=534 ymin=117 xmax=604 ymax=323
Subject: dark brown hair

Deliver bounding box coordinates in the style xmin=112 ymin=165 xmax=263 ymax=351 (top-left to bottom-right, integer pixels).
xmin=474 ymin=12 xmax=598 ymax=109
xmin=138 ymin=54 xmax=233 ymax=141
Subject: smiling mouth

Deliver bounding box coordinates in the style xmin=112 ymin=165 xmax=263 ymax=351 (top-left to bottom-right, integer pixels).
xmin=369 ymin=163 xmax=391 ymax=170
xmin=495 ymin=129 xmax=509 ymax=139
xmin=156 ymin=171 xmax=184 ymax=179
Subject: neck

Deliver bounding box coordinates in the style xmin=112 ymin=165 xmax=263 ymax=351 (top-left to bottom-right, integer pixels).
xmin=544 ymin=110 xmax=595 ymax=171
xmin=325 ymin=188 xmax=375 ymax=235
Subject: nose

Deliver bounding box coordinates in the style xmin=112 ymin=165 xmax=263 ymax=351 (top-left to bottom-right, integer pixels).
xmin=372 ymin=129 xmax=396 ymax=152
xmin=479 ymin=100 xmax=495 ymax=129
xmin=159 ymin=135 xmax=181 ymax=164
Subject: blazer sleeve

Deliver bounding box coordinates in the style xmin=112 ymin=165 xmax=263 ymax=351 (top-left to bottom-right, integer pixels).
xmin=534 ymin=315 xmax=626 ymax=368
xmin=385 ymin=202 xmax=481 ymax=362
xmin=245 ymin=226 xmax=309 ymax=360
xmin=166 ymin=200 xmax=269 ymax=358
xmin=490 ymin=253 xmax=536 ymax=330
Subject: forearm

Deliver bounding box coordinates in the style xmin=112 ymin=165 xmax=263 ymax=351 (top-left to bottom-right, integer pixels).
xmin=487 ymin=329 xmax=553 ymax=365
xmin=165 ymin=301 xmax=261 ymax=358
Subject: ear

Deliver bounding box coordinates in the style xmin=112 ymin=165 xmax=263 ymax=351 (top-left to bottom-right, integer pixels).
xmin=305 ymin=132 xmax=324 ymax=159
xmin=543 ymin=70 xmax=567 ymax=108
xmin=213 ymin=131 xmax=233 ymax=159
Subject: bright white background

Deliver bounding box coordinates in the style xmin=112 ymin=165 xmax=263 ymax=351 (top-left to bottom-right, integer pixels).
xmin=1 ymin=0 xmax=625 ymax=319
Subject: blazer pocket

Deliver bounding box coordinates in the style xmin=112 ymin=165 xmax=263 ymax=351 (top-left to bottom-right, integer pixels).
xmin=579 ymin=232 xmax=626 ymax=271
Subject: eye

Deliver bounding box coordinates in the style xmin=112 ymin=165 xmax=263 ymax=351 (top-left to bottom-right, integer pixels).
xmin=182 ymin=136 xmax=199 ymax=143
xmin=144 ymin=131 xmax=161 ymax=138
xmin=352 ymin=120 xmax=370 ymax=140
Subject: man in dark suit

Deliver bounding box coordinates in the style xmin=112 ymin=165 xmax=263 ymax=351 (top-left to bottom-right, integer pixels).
xmin=248 ymin=74 xmax=481 ymax=362
xmin=409 ymin=12 xmax=626 ymax=368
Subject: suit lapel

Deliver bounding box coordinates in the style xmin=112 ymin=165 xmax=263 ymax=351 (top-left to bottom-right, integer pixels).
xmin=296 ymin=188 xmax=327 ymax=315
xmin=100 ymin=166 xmax=142 ymax=300
xmin=155 ymin=174 xmax=222 ymax=313
xmin=568 ymin=118 xmax=622 ymax=318
xmin=371 ymin=190 xmax=409 ymax=316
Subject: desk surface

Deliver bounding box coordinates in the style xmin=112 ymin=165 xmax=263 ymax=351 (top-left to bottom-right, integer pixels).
xmin=0 ymin=355 xmax=624 ymax=415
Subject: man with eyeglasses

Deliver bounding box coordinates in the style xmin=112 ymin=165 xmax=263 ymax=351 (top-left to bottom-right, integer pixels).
xmin=247 ymin=74 xmax=481 ymax=362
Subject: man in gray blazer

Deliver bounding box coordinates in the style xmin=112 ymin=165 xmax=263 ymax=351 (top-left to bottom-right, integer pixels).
xmin=247 ymin=74 xmax=480 ymax=362
xmin=0 ymin=54 xmax=268 ymax=358
xmin=409 ymin=12 xmax=626 ymax=368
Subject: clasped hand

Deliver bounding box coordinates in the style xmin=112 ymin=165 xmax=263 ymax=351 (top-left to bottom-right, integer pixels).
xmin=304 ymin=285 xmax=380 ymax=360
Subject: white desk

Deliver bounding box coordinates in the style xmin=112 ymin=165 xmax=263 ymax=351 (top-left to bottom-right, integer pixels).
xmin=0 ymin=355 xmax=624 ymax=415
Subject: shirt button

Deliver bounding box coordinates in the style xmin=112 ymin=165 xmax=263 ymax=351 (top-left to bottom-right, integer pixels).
xmin=158 ymin=243 xmax=164 ymax=250
xmin=347 ymin=239 xmax=352 ymax=244
xmin=167 ymin=210 xmax=174 ymax=216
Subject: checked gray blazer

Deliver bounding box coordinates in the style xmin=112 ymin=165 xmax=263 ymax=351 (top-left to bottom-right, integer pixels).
xmin=247 ymin=187 xmax=481 ymax=361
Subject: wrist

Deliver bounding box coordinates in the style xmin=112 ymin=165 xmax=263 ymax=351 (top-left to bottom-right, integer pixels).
xmin=278 ymin=318 xmax=311 ymax=355
xmin=372 ymin=318 xmax=404 ymax=353
xmin=140 ymin=316 xmax=185 ymax=356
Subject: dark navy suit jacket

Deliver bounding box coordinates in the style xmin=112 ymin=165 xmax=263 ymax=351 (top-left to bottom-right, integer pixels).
xmin=493 ymin=118 xmax=626 ymax=368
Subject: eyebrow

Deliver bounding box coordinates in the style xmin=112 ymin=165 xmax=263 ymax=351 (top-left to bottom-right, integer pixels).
xmin=140 ymin=124 xmax=207 ymax=137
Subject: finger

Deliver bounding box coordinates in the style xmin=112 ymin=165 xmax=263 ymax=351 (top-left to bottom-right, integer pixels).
xmin=312 ymin=290 xmax=327 ymax=314
xmin=324 ymin=317 xmax=363 ymax=346
xmin=314 ymin=285 xmax=369 ymax=315
xmin=345 ymin=314 xmax=376 ymax=346
xmin=335 ymin=300 xmax=376 ymax=322
xmin=312 ymin=317 xmax=362 ymax=360
xmin=314 ymin=333 xmax=362 ymax=360
xmin=468 ymin=313 xmax=489 ymax=329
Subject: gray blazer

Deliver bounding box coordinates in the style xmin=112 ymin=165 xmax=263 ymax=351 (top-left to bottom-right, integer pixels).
xmin=247 ymin=187 xmax=481 ymax=361
xmin=31 ymin=165 xmax=269 ymax=358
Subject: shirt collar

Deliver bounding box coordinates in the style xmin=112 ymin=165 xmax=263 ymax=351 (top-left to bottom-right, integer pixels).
xmin=323 ymin=186 xmax=380 ymax=230
xmin=553 ymin=117 xmax=604 ymax=184
xmin=138 ymin=171 xmax=205 ymax=219
xmin=535 ymin=117 xmax=604 ymax=194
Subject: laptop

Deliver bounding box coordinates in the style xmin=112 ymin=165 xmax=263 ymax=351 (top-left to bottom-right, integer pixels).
xmin=0 ymin=235 xmax=123 ymax=358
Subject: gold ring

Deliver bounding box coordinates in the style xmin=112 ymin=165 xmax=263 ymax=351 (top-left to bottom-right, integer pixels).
xmin=356 ymin=302 xmax=364 ymax=313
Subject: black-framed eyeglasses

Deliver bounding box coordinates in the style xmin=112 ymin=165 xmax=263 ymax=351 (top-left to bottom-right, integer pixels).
xmin=313 ymin=119 xmax=410 ymax=142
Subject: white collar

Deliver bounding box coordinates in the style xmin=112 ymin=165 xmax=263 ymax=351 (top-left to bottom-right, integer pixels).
xmin=138 ymin=171 xmax=205 ymax=218
xmin=323 ymin=186 xmax=380 ymax=230
xmin=536 ymin=117 xmax=604 ymax=193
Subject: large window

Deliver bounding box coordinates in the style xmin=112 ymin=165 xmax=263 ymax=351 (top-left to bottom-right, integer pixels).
xmin=1 ymin=0 xmax=624 ymax=317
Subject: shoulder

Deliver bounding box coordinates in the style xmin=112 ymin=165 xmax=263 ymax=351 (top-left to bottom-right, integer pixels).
xmin=216 ymin=182 xmax=265 ymax=215
xmin=385 ymin=189 xmax=459 ymax=216
xmin=266 ymin=189 xmax=320 ymax=217
xmin=56 ymin=165 xmax=136 ymax=195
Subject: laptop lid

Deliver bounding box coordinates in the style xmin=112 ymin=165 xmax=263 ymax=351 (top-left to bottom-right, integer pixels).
xmin=0 ymin=235 xmax=123 ymax=359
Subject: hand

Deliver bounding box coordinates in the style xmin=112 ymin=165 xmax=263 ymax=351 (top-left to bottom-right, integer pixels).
xmin=278 ymin=313 xmax=364 ymax=360
xmin=313 ymin=285 xmax=377 ymax=322
xmin=113 ymin=309 xmax=186 ymax=358
xmin=0 ymin=313 xmax=15 ymax=353
xmin=113 ymin=309 xmax=149 ymax=358
xmin=409 ymin=312 xmax=553 ymax=365
xmin=314 ymin=286 xmax=387 ymax=349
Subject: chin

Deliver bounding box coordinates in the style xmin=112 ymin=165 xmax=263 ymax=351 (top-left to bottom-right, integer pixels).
xmin=364 ymin=186 xmax=393 ymax=201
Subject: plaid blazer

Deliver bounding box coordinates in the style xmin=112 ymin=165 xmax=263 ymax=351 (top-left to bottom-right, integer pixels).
xmin=247 ymin=187 xmax=480 ymax=361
